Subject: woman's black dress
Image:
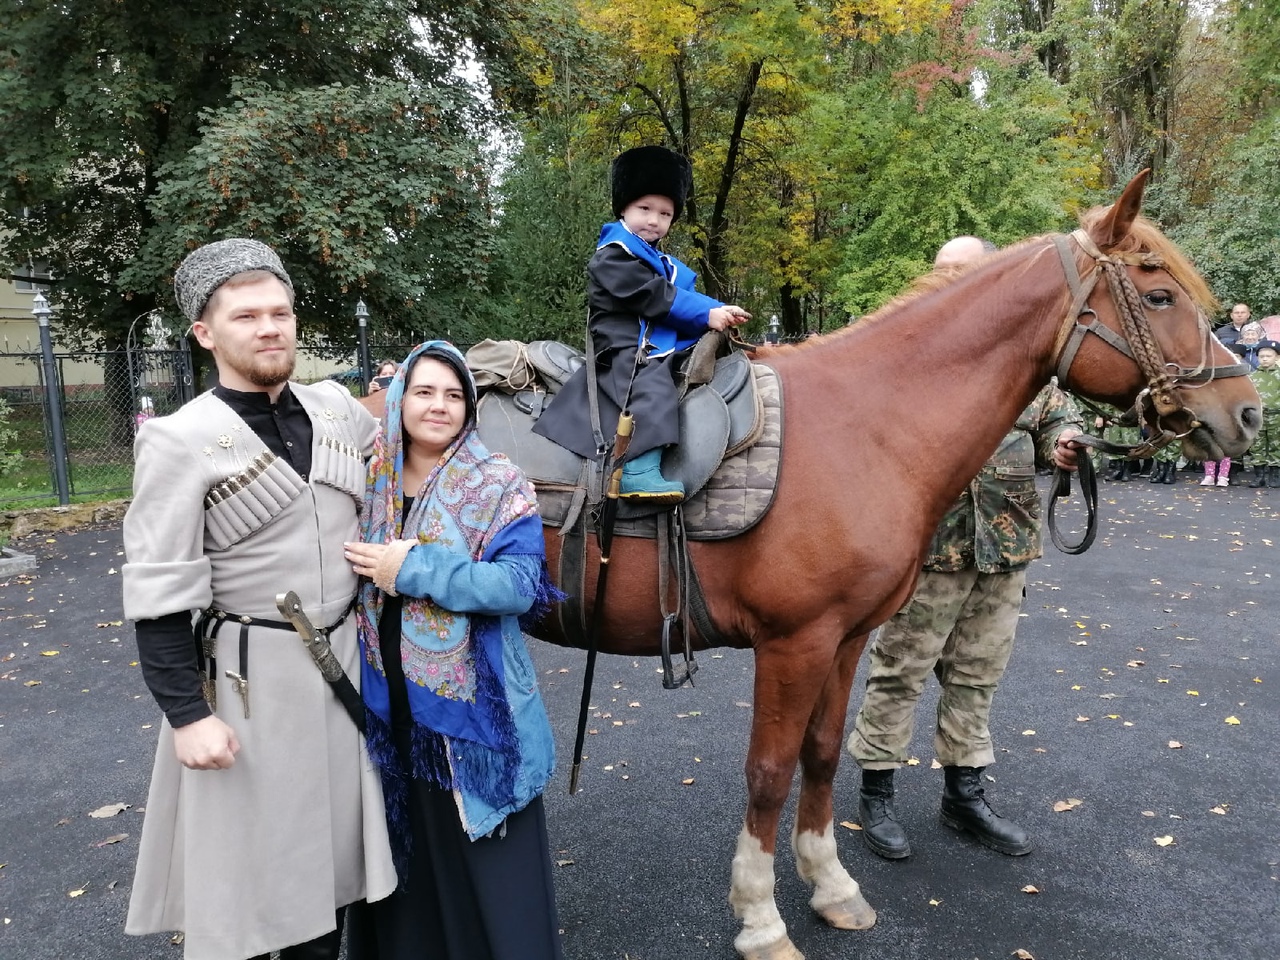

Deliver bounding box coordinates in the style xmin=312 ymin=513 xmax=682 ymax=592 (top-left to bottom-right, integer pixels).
xmin=347 ymin=498 xmax=563 ymax=960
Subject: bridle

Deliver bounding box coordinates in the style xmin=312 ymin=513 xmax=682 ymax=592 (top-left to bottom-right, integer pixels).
xmin=1045 ymin=229 xmax=1251 ymax=554
xmin=1050 ymin=229 xmax=1250 ymax=456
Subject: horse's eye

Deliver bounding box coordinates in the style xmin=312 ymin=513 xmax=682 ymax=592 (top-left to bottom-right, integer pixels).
xmin=1143 ymin=290 xmax=1175 ymax=308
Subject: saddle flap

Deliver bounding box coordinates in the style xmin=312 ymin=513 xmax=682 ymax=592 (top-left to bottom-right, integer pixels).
xmin=477 ymin=392 xmax=582 ymax=485
xmin=617 ymin=386 xmax=730 ymax=520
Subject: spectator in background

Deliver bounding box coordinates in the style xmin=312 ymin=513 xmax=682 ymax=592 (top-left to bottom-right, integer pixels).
xmin=1216 ymin=303 xmax=1251 ymax=347
xmin=369 ymin=359 xmax=399 ymax=393
xmin=1246 ymin=341 xmax=1280 ymax=488
xmin=1229 ymin=322 xmax=1268 ymax=370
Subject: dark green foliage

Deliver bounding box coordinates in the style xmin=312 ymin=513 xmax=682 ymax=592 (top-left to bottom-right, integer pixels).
xmin=0 ymin=0 xmax=520 ymax=346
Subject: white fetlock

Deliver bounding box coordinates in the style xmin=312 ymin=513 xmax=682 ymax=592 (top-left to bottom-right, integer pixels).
xmin=730 ymin=827 xmax=794 ymax=960
xmin=792 ymin=823 xmax=878 ymax=931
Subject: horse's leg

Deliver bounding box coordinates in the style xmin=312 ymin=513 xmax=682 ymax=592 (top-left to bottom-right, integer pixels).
xmin=729 ymin=636 xmax=838 ymax=960
xmin=792 ymin=632 xmax=877 ymax=931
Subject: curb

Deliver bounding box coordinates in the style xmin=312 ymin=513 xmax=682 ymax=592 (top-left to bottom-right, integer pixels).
xmin=0 ymin=545 xmax=38 ymax=577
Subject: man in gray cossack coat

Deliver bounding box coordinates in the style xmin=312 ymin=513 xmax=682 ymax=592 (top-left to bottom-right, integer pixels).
xmin=122 ymin=239 xmax=396 ymax=960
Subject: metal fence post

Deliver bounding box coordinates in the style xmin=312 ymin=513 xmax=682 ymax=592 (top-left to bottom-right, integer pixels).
xmin=176 ymin=328 xmax=196 ymax=405
xmin=355 ymin=300 xmax=372 ymax=397
xmin=32 ymin=292 xmax=71 ymax=505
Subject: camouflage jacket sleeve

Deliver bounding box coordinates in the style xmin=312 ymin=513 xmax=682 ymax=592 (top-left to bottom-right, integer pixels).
xmin=1250 ymin=368 xmax=1280 ymax=413
xmin=924 ymin=384 xmax=1083 ymax=574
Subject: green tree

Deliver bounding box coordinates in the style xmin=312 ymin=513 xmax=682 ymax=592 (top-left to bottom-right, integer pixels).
xmin=0 ymin=0 xmax=536 ymax=348
xmin=827 ymin=4 xmax=1099 ymax=315
xmin=1168 ymin=113 xmax=1280 ymax=317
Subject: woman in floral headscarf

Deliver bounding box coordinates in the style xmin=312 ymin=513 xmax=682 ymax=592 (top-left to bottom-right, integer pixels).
xmin=343 ymin=341 xmax=563 ymax=960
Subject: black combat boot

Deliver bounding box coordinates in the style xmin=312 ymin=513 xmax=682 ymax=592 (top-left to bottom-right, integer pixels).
xmin=940 ymin=766 xmax=1032 ymax=856
xmin=1249 ymin=465 xmax=1268 ymax=488
xmin=1269 ymin=466 xmax=1280 ymax=488
xmin=1149 ymin=462 xmax=1164 ymax=483
xmin=1105 ymin=459 xmax=1124 ymax=481
xmin=859 ymin=768 xmax=911 ymax=860
xmin=1161 ymin=461 xmax=1177 ymax=484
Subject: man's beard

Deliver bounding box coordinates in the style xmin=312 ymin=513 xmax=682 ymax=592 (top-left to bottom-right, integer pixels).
xmin=242 ymin=350 xmax=296 ymax=387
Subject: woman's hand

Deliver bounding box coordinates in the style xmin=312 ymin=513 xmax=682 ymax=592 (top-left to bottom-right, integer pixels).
xmin=344 ymin=541 xmax=391 ymax=579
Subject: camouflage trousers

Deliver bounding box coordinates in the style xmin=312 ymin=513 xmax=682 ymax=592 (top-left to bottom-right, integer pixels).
xmin=848 ymin=567 xmax=1026 ymax=770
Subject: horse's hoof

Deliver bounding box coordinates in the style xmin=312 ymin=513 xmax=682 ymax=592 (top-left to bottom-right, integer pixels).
xmin=738 ymin=936 xmax=806 ymax=960
xmin=816 ymin=891 xmax=877 ymax=931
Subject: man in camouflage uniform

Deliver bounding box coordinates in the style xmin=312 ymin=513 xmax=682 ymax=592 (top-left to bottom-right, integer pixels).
xmin=848 ymin=236 xmax=1084 ymax=860
xmin=1247 ymin=341 xmax=1280 ymax=488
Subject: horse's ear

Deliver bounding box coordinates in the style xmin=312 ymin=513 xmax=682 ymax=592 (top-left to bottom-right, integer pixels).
xmin=1088 ymin=169 xmax=1151 ymax=249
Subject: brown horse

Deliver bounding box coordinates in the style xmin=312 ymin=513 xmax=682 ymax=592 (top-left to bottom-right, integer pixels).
xmin=359 ymin=174 xmax=1259 ymax=960
xmin=534 ymin=174 xmax=1260 ymax=960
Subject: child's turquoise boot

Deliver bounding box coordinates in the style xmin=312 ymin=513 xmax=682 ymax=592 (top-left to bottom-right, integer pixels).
xmin=618 ymin=449 xmax=685 ymax=504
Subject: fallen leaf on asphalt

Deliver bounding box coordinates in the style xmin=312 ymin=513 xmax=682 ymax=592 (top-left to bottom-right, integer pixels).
xmin=555 ymin=859 xmax=574 ymax=867
xmin=1070 ymin=685 xmax=1082 ymax=691
xmin=40 ymin=650 xmax=59 ymax=657
xmin=1013 ymin=950 xmax=1036 ymax=959
xmin=1168 ymin=741 xmax=1183 ymax=749
xmin=928 ymin=899 xmax=942 ymax=906
xmin=906 ymin=756 xmax=920 ymax=766
xmin=1224 ymin=716 xmax=1241 ymax=725
xmin=1186 ymin=690 xmax=1199 ymax=696
xmin=1021 ymin=885 xmax=1040 ymax=894
xmin=1022 ymin=729 xmax=1036 ymax=735
xmin=1158 ymin=678 xmax=1170 ymax=683
xmin=1127 ymin=660 xmax=1144 ymax=668
xmin=1076 ymin=715 xmax=1090 ymax=722
xmin=681 ymin=778 xmax=695 ymax=785
xmin=68 ymin=886 xmax=87 ymax=898
xmin=931 ymin=758 xmax=942 ymax=769
xmin=1210 ymin=806 xmax=1228 ymax=815
xmin=89 ymin=803 xmax=131 ymax=818
xmin=1154 ymin=836 xmax=1175 ymax=847
xmin=93 ymin=834 xmax=128 ymax=847
xmin=839 ymin=821 xmax=862 ymax=831
xmin=1053 ymin=798 xmax=1084 ymax=812
xmin=1142 ymin=811 xmax=1156 ymax=817
xmin=23 ymin=680 xmax=41 ymax=687
xmin=170 ymin=934 xmax=185 ymax=945
xmin=95 ymin=620 xmax=123 ymax=628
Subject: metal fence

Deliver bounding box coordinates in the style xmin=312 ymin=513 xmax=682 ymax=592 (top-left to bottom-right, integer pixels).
xmin=1 ymin=333 xmax=800 ymax=508
xmin=0 ymin=346 xmax=194 ymax=507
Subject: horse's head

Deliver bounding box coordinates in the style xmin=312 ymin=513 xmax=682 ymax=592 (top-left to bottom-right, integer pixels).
xmin=1054 ymin=171 xmax=1261 ymax=461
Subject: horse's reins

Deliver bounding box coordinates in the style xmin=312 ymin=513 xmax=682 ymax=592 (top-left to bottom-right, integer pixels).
xmin=1045 ymin=230 xmax=1251 ymax=553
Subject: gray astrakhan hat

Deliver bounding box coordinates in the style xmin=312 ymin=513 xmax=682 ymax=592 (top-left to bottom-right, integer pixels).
xmin=173 ymin=238 xmax=294 ymax=322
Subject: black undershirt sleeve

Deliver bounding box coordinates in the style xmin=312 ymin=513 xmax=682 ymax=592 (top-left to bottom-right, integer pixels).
xmin=135 ymin=612 xmax=211 ymax=728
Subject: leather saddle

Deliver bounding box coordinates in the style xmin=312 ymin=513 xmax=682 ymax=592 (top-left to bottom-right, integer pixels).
xmin=475 ymin=333 xmax=765 ymax=523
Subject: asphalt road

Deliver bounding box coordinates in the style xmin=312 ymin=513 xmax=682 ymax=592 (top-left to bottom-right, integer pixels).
xmin=1 ymin=473 xmax=1277 ymax=960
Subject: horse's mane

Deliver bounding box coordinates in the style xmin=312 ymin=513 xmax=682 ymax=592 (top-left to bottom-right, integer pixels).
xmin=774 ymin=212 xmax=1215 ymax=352
xmin=1077 ymin=208 xmax=1218 ymax=314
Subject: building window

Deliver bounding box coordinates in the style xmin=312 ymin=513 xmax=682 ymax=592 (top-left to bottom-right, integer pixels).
xmin=13 ymin=261 xmax=52 ymax=293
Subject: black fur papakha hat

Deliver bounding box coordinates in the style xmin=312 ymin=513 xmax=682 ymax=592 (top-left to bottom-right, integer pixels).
xmin=611 ymin=146 xmax=694 ymax=223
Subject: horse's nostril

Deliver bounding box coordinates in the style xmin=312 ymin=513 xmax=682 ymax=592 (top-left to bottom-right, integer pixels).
xmin=1241 ymin=405 xmax=1262 ymax=430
